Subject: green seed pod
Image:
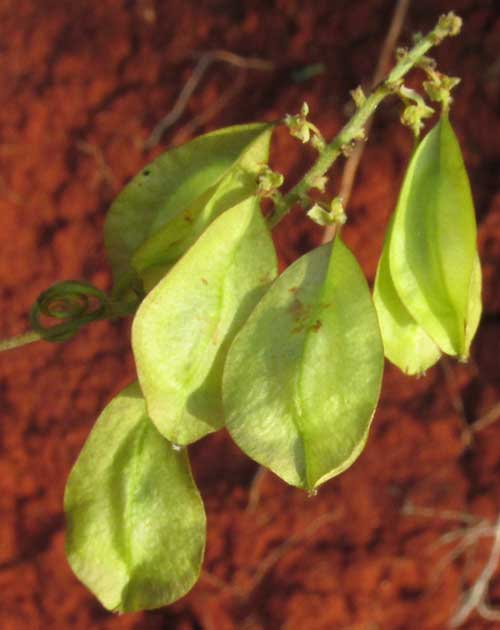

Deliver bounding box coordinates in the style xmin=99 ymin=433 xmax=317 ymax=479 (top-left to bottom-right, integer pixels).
xmin=382 ymin=115 xmax=481 ymax=365
xmin=65 ymin=383 xmax=206 ymax=613
xmin=132 ymin=196 xmax=277 ymax=445
xmin=223 ymin=238 xmax=384 ymax=491
xmin=374 ymin=217 xmax=441 ymax=375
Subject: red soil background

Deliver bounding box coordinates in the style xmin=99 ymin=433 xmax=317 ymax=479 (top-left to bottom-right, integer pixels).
xmin=1 ymin=0 xmax=499 ymax=628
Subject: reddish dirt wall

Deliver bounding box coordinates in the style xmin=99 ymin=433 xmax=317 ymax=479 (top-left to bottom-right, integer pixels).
xmin=1 ymin=1 xmax=500 ymax=628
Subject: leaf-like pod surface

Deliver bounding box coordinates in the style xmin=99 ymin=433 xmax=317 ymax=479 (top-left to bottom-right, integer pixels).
xmin=389 ymin=116 xmax=479 ymax=358
xmin=223 ymin=238 xmax=384 ymax=490
xmin=132 ymin=196 xmax=277 ymax=445
xmin=105 ymin=123 xmax=273 ymax=295
xmin=374 ymin=217 xmax=441 ymax=375
xmin=64 ymin=383 xmax=206 ymax=613
xmin=465 ymin=254 xmax=482 ymax=352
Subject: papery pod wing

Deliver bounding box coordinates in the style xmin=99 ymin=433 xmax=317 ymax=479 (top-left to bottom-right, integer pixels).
xmin=64 ymin=382 xmax=206 ymax=613
xmin=223 ymin=238 xmax=384 ymax=491
xmin=105 ymin=123 xmax=273 ymax=296
xmin=132 ymin=196 xmax=277 ymax=445
xmin=389 ymin=115 xmax=479 ymax=359
xmin=374 ymin=216 xmax=441 ymax=375
xmin=465 ymin=254 xmax=482 ymax=351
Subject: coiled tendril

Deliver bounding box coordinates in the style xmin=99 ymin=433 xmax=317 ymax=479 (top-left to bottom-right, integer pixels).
xmin=29 ymin=281 xmax=109 ymax=343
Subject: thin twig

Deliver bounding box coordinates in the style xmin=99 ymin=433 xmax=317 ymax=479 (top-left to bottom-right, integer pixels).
xmin=433 ymin=522 xmax=493 ymax=582
xmin=449 ymin=514 xmax=500 ymax=627
xmin=430 ymin=524 xmax=490 ymax=551
xmin=440 ymin=357 xmax=473 ymax=446
xmin=477 ymin=599 xmax=500 ymax=621
xmin=173 ymin=72 xmax=247 ymax=145
xmin=76 ymin=141 xmax=117 ymax=190
xmin=200 ymin=569 xmax=236 ymax=592
xmin=246 ymin=465 xmax=269 ymax=512
xmin=144 ymin=55 xmax=213 ymax=150
xmin=469 ymin=401 xmax=500 ymax=435
xmin=403 ymin=502 xmax=500 ymax=627
xmin=402 ymin=500 xmax=481 ymax=526
xmin=322 ymin=0 xmax=411 ymax=243
xmin=194 ymin=49 xmax=274 ymax=72
xmin=144 ymin=50 xmax=274 ymax=150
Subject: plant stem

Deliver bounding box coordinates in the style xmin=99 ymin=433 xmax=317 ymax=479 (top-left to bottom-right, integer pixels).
xmin=322 ymin=0 xmax=411 ymax=244
xmin=0 ymin=330 xmax=42 ymax=352
xmin=0 ymin=288 xmax=139 ymax=354
xmin=269 ymin=12 xmax=461 ymax=227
